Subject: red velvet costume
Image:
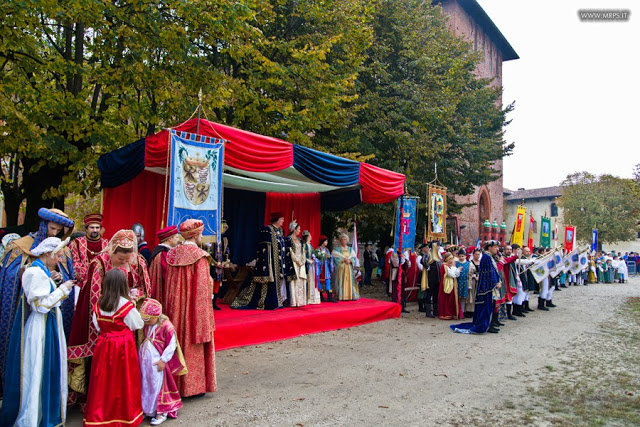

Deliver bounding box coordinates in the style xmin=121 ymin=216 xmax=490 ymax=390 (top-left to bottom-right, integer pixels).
xmin=69 ymin=236 xmax=108 ymax=285
xmin=437 ymin=264 xmax=459 ymax=320
xmin=498 ymin=254 xmax=519 ymax=304
xmin=149 ymin=246 xmax=170 ymax=303
xmin=165 ymin=242 xmax=216 ymax=397
xmin=84 ymin=301 xmax=143 ymax=426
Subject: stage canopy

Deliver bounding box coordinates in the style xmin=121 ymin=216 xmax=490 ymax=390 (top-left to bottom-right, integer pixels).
xmin=98 ymin=118 xmax=405 ymax=256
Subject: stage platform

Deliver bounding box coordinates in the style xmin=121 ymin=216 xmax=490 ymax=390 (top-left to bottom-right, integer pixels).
xmin=215 ymin=298 xmax=401 ymax=351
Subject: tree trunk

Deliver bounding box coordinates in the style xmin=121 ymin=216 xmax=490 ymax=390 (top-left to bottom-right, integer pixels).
xmin=21 ymin=160 xmax=67 ymax=232
xmin=1 ymin=190 xmax=23 ymax=227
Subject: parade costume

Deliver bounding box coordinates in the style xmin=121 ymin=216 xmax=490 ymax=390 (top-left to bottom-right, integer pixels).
xmin=332 ymin=242 xmax=359 ymax=301
xmin=0 ymin=239 xmax=71 ymax=426
xmin=514 ymin=256 xmax=535 ymax=313
xmin=302 ymin=233 xmax=321 ymax=305
xmin=387 ymin=250 xmax=407 ymax=304
xmin=416 ymin=245 xmax=431 ymax=315
xmin=210 ymin=223 xmax=233 ymax=310
xmin=139 ymin=299 xmax=186 ymax=424
xmin=133 ymin=223 xmax=152 ymax=265
xmin=438 ymin=259 xmax=460 ymax=320
xmin=0 ymin=207 xmax=74 ymax=394
xmin=314 ymin=236 xmax=335 ymax=302
xmin=84 ymin=297 xmax=144 ymax=426
xmin=451 ymin=249 xmax=501 ymax=334
xmin=427 ymin=244 xmax=442 ymax=317
xmin=149 ymin=225 xmax=179 ymax=304
xmin=467 ymin=260 xmax=479 ymax=315
xmin=285 ymin=225 xmax=308 ymax=307
xmin=67 ymin=230 xmax=151 ymax=404
xmin=232 ymin=216 xmax=287 ymax=310
xmin=69 ymin=214 xmax=108 ymax=287
xmin=165 ymin=220 xmax=216 ymax=397
xmin=499 ymin=254 xmax=519 ymax=320
xmin=455 ymin=258 xmax=472 ymax=318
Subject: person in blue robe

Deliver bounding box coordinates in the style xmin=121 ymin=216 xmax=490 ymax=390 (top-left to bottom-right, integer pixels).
xmin=0 ymin=207 xmax=74 ymax=395
xmin=0 ymin=237 xmax=74 ymax=426
xmin=450 ymin=240 xmax=502 ymax=334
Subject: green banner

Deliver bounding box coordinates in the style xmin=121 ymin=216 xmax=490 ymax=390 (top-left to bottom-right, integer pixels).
xmin=540 ymin=216 xmax=551 ymax=248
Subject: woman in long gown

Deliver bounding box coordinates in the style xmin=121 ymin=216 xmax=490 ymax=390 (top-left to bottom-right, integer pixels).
xmin=332 ymin=234 xmax=359 ymax=301
xmin=466 ymin=249 xmax=481 ymax=316
xmin=84 ymin=269 xmax=144 ymax=426
xmin=0 ymin=237 xmax=74 ymax=426
xmin=455 ymin=249 xmax=472 ymax=319
xmin=438 ymin=252 xmax=461 ymax=320
xmin=285 ymin=221 xmax=307 ymax=307
xmin=302 ymin=231 xmax=321 ymax=305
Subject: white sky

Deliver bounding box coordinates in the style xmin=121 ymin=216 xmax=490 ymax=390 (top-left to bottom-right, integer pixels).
xmin=477 ymin=0 xmax=639 ymax=190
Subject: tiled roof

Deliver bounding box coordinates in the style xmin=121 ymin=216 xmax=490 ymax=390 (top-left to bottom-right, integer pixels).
xmin=504 ymin=186 xmax=563 ymax=201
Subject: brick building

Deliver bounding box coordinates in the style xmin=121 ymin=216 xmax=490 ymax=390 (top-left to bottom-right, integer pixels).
xmin=437 ymin=0 xmax=519 ymax=245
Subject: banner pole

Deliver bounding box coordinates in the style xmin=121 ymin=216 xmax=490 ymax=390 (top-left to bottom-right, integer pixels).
xmin=397 ymin=195 xmax=404 ymax=310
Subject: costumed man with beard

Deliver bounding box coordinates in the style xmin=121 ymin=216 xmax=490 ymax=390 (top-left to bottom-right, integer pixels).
xmin=450 ymin=240 xmax=502 ymax=334
xmin=133 ymin=222 xmax=152 ymax=264
xmin=498 ymin=245 xmax=520 ymax=321
xmin=210 ymin=220 xmax=237 ymax=311
xmin=232 ymin=212 xmax=288 ymax=310
xmin=149 ymin=225 xmax=180 ymax=304
xmin=0 ymin=207 xmax=74 ymax=394
xmin=165 ymin=219 xmax=216 ymax=397
xmin=416 ymin=243 xmax=430 ymax=315
xmin=69 ymin=214 xmax=108 ymax=298
xmin=67 ymin=229 xmax=151 ymax=408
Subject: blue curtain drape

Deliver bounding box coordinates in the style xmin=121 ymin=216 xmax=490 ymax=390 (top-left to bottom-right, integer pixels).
xmin=292 ymin=144 xmax=360 ymax=186
xmin=98 ymin=138 xmax=146 ymax=188
xmin=223 ymin=188 xmax=266 ymax=265
xmin=321 ymin=188 xmax=362 ymax=212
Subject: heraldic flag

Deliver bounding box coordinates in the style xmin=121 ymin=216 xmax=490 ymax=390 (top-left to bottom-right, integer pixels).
xmin=540 ymin=216 xmax=551 ymax=248
xmin=511 ymin=205 xmax=526 ymax=246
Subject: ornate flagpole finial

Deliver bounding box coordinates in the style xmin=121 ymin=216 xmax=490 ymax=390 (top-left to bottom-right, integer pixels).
xmin=198 ymin=88 xmax=203 ymax=104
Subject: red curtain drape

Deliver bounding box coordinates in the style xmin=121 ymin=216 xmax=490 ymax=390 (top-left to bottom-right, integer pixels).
xmin=102 ymin=170 xmax=167 ymax=249
xmin=359 ymin=163 xmax=406 ymax=204
xmin=264 ymin=193 xmax=321 ymax=247
xmin=144 ymin=118 xmax=293 ymax=172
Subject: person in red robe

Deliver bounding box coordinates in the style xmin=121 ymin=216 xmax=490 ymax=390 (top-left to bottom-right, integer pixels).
xmin=148 ymin=225 xmax=180 ymax=304
xmin=68 ymin=213 xmax=109 ymax=287
xmin=139 ymin=298 xmax=186 ymax=425
xmin=67 ymin=229 xmax=151 ymax=408
xmin=438 ymin=251 xmax=462 ymax=320
xmin=84 ymin=268 xmax=144 ymax=426
xmin=164 ymin=219 xmax=216 ymax=397
xmin=498 ymin=244 xmax=520 ymax=321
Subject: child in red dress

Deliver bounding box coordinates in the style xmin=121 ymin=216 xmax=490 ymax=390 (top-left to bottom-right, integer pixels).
xmin=84 ymin=268 xmax=144 ymax=426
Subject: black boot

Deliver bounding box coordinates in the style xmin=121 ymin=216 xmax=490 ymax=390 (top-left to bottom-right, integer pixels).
xmin=320 ymin=292 xmax=327 ymax=302
xmin=538 ymin=297 xmax=549 ymax=311
xmin=524 ymin=300 xmax=534 ymax=312
xmin=546 ymin=299 xmax=556 ymax=308
xmin=418 ymin=299 xmax=426 ymax=313
xmin=490 ymin=311 xmax=503 ymax=328
xmin=401 ymin=300 xmax=409 ymax=313
xmin=327 ymin=292 xmax=338 ymax=303
xmin=212 ymin=294 xmax=221 ymax=311
xmin=513 ymin=304 xmax=526 ymax=317
xmin=425 ymin=303 xmax=436 ymax=318
xmin=506 ymin=304 xmax=517 ymax=320
xmin=488 ymin=325 xmax=500 ymax=333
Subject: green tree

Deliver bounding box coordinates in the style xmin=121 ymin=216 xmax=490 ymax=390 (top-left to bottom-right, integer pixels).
xmin=559 ymin=172 xmax=640 ymax=244
xmin=320 ymin=0 xmax=514 ymax=242
xmin=0 ymin=0 xmax=372 ymax=229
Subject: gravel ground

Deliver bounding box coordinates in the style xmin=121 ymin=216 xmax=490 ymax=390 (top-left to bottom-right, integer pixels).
xmin=67 ymin=275 xmax=640 ymax=426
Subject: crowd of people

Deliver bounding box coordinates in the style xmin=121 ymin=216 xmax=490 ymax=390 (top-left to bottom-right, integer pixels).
xmin=0 ymin=208 xmax=368 ymax=426
xmin=373 ymin=240 xmax=637 ymax=334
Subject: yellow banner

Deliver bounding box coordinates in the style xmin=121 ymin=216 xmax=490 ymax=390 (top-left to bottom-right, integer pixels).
xmin=511 ymin=205 xmax=526 ymax=246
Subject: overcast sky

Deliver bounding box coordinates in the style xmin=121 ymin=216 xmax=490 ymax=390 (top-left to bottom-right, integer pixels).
xmin=477 ymin=0 xmax=639 ymax=190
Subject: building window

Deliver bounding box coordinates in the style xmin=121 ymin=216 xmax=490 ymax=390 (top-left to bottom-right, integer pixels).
xmin=550 ymin=203 xmax=558 ymax=217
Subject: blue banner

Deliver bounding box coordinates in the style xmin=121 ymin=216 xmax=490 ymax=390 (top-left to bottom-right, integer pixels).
xmin=168 ymin=130 xmax=224 ymax=241
xmin=591 ymin=229 xmax=598 ymax=252
xmin=394 ymin=196 xmax=418 ymax=252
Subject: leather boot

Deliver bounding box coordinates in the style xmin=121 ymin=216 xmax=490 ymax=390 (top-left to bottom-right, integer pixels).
xmin=425 ymin=303 xmax=435 ymax=318
xmin=320 ymin=292 xmax=327 ymax=302
xmin=513 ymin=304 xmax=526 ymax=317
xmin=212 ymin=294 xmax=221 ymax=311
xmin=488 ymin=325 xmax=500 ymax=333
xmin=538 ymin=297 xmax=549 ymax=311
xmin=418 ymin=299 xmax=426 ymax=313
xmin=328 ymin=292 xmax=338 ymax=303
xmin=524 ymin=300 xmax=534 ymax=312
xmin=401 ymin=300 xmax=409 ymax=313
xmin=546 ymin=299 xmax=556 ymax=308
xmin=506 ymin=304 xmax=517 ymax=320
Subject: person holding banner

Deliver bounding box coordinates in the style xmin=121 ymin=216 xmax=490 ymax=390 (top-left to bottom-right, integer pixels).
xmin=514 ymin=246 xmax=535 ymax=314
xmin=450 ymin=240 xmax=502 ymax=334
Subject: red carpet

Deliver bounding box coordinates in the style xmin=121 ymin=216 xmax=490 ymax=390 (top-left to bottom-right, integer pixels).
xmin=214 ymin=298 xmax=401 ymax=351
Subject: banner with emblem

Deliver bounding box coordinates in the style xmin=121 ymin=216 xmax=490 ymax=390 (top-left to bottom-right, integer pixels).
xmin=564 ymin=225 xmax=576 ymax=251
xmin=511 ymin=205 xmax=527 ymax=247
xmin=168 ymin=129 xmax=224 ymax=240
xmin=427 ymin=184 xmax=446 ymax=241
xmin=395 ymin=196 xmax=418 ymax=252
xmin=540 ymin=216 xmax=551 ymax=248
